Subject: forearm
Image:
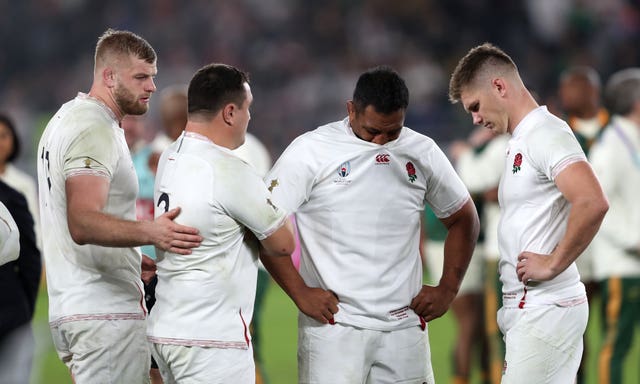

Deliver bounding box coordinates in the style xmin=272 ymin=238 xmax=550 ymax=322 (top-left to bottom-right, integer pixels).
xmin=550 ymin=198 xmax=608 ymax=274
xmin=68 ymin=209 xmax=153 ymax=248
xmin=259 ymin=248 xmax=308 ymax=305
xmin=439 ymin=199 xmax=480 ymax=293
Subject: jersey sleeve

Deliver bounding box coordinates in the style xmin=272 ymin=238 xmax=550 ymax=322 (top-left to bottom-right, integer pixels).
xmin=217 ymin=159 xmax=288 ymax=241
xmin=527 ymin=125 xmax=586 ymax=181
xmin=263 ymin=136 xmax=315 ymax=214
xmin=423 ymin=144 xmax=471 ymax=219
xmin=63 ymin=122 xmax=119 ymax=180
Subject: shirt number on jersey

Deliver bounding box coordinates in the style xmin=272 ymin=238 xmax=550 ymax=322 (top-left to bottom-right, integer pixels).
xmin=157 ymin=192 xmax=170 ymax=213
xmin=40 ymin=147 xmax=51 ymax=191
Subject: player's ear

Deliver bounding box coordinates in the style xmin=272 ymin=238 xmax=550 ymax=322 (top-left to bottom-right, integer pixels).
xmin=347 ymin=100 xmax=356 ymax=119
xmin=103 ymin=67 xmax=116 ymax=88
xmin=222 ymin=103 xmax=235 ymax=126
xmin=492 ymin=77 xmax=507 ymax=97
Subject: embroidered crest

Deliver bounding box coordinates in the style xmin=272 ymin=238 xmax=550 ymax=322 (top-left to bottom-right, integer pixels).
xmin=512 ymin=153 xmax=522 ymax=174
xmin=406 ymin=162 xmax=417 ymax=183
xmin=268 ymin=179 xmax=279 ymax=192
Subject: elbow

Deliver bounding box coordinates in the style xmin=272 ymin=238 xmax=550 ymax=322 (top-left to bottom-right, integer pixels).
xmin=68 ymin=222 xmax=89 ymax=245
xmin=596 ymin=196 xmax=610 ymax=222
xmin=273 ymin=239 xmax=296 ymax=258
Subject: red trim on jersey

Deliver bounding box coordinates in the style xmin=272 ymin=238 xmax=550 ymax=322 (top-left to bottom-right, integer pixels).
xmin=240 ymin=309 xmax=250 ymax=347
xmin=518 ymin=286 xmax=528 ymax=309
xmin=419 ymin=316 xmax=426 ymax=331
xmin=137 ymin=284 xmax=147 ymax=316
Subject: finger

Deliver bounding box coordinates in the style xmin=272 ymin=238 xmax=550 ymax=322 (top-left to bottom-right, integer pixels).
xmin=173 ymin=224 xmax=201 ymax=235
xmin=171 ymin=236 xmax=202 ymax=248
xmin=168 ymin=246 xmax=193 ymax=255
xmin=164 ymin=207 xmax=181 ymax=219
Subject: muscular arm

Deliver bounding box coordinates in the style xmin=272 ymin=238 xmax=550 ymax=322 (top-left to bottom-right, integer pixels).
xmin=259 ymin=221 xmax=338 ymax=324
xmin=517 ymin=161 xmax=609 ymax=282
xmin=66 ymin=175 xmax=202 ymax=254
xmin=410 ymin=198 xmax=480 ymax=321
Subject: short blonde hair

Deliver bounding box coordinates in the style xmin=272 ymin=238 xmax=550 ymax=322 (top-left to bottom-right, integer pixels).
xmin=94 ymin=28 xmax=156 ymax=70
xmin=449 ymin=43 xmax=517 ymax=103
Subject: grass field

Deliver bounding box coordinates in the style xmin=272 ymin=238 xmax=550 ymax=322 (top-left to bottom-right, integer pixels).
xmin=30 ymin=281 xmax=639 ymax=384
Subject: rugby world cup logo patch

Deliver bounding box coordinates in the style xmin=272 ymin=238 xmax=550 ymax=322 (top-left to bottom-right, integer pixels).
xmin=337 ymin=161 xmax=350 ymax=177
xmin=333 ymin=161 xmax=353 ymax=185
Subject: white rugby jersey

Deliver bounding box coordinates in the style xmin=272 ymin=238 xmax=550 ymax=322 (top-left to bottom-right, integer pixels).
xmin=147 ymin=132 xmax=287 ymax=348
xmin=589 ymin=116 xmax=640 ymax=279
xmin=266 ymin=118 xmax=470 ymax=331
xmin=37 ymin=93 xmax=145 ymax=325
xmin=498 ymin=106 xmax=587 ymax=307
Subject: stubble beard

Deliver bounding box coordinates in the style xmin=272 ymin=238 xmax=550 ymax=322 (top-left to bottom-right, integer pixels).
xmin=114 ymin=83 xmax=148 ymax=116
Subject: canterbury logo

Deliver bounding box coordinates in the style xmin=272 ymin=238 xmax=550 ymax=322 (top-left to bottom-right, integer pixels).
xmin=375 ymin=154 xmax=390 ymax=163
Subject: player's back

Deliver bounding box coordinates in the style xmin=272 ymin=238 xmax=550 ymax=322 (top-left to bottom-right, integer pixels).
xmin=149 ymin=132 xmax=259 ymax=345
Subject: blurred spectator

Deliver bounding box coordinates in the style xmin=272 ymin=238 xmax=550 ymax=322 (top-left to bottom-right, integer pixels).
xmin=0 ymin=180 xmax=41 ymax=384
xmin=557 ymin=65 xmax=609 ymax=384
xmin=0 ymin=114 xmax=40 ymax=250
xmin=589 ymin=68 xmax=640 ymax=384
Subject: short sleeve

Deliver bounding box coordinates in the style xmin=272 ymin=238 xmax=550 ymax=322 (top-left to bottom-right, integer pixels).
xmin=63 ymin=123 xmax=119 ymax=180
xmin=264 ymin=136 xmax=315 ymax=213
xmin=217 ymin=159 xmax=288 ymax=240
xmin=527 ymin=126 xmax=586 ymax=181
xmin=423 ymin=144 xmax=470 ymax=218
xmin=0 ymin=202 xmax=20 ymax=266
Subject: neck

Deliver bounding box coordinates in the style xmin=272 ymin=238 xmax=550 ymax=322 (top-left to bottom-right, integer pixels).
xmin=625 ymin=112 xmax=640 ymax=129
xmin=185 ymin=120 xmax=241 ymax=150
xmin=574 ymin=104 xmax=600 ymax=120
xmin=507 ymin=90 xmax=539 ymax=134
xmin=88 ymin=85 xmax=124 ymax=122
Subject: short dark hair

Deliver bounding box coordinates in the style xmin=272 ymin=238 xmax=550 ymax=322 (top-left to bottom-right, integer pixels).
xmin=449 ymin=43 xmax=517 ymax=103
xmin=352 ymin=66 xmax=409 ymax=114
xmin=604 ymin=68 xmax=640 ymax=116
xmin=95 ymin=28 xmax=156 ymax=67
xmin=188 ymin=63 xmax=250 ymax=117
xmin=0 ymin=113 xmax=20 ymax=162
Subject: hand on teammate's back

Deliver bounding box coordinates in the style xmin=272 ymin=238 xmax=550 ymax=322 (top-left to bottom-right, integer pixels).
xmin=152 ymin=207 xmax=202 ymax=254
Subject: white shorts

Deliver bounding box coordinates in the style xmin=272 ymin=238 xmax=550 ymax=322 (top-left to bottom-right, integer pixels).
xmin=150 ymin=343 xmax=255 ymax=384
xmin=298 ymin=313 xmax=434 ymax=384
xmin=424 ymin=241 xmax=483 ymax=295
xmin=497 ymin=302 xmax=588 ymax=384
xmin=50 ymin=319 xmax=150 ymax=384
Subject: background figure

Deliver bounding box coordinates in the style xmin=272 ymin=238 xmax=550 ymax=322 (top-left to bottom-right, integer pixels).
xmin=0 ymin=180 xmax=41 ymax=384
xmin=449 ymin=43 xmax=608 ymax=383
xmin=123 ymin=114 xmax=164 ymax=384
xmin=0 ymin=114 xmax=40 ymax=250
xmin=448 ymin=126 xmax=508 ymax=384
xmin=0 ymin=200 xmax=19 ymax=266
xmin=233 ymin=132 xmax=273 ymax=384
xmin=589 ymin=68 xmax=640 ymax=384
xmin=557 ymin=65 xmax=609 ymax=384
xmin=149 ymin=85 xmax=190 ymax=173
xmin=421 ymin=204 xmax=488 ymax=384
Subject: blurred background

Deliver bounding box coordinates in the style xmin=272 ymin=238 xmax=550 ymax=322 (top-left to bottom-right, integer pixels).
xmin=1 ymin=0 xmax=639 ymax=383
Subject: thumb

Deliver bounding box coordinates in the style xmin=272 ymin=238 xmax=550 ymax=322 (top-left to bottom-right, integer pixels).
xmin=164 ymin=207 xmax=181 ymax=220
